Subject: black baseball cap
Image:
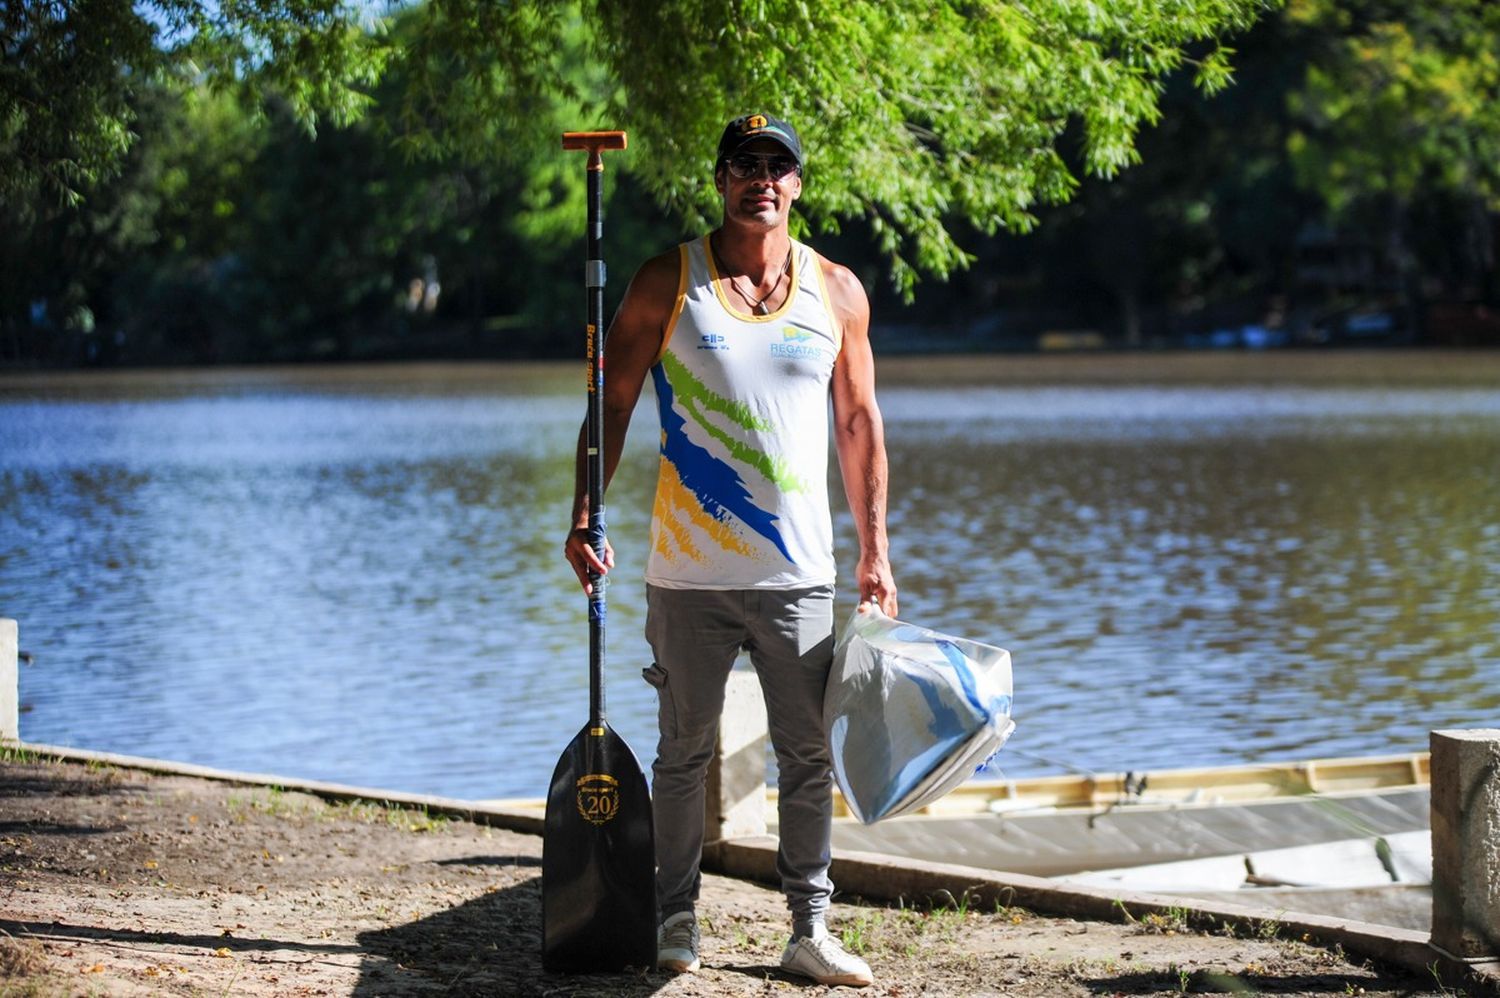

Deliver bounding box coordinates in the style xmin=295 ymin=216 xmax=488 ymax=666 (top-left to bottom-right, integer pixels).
xmin=716 ymin=113 xmax=803 ymax=166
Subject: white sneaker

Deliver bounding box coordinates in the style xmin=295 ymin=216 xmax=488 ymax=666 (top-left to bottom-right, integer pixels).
xmin=657 ymin=911 xmax=700 ymax=974
xmin=780 ymin=924 xmax=873 ymax=987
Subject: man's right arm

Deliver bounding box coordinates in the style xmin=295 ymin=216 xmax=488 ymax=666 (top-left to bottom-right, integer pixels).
xmin=563 ymin=246 xmax=680 ymax=593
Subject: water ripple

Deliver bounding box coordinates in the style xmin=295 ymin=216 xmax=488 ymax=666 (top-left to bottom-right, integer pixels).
xmin=3 ymin=371 xmax=1498 ymax=796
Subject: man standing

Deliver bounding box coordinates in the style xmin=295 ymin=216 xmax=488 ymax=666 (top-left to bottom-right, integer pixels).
xmin=563 ymin=113 xmax=896 ymax=987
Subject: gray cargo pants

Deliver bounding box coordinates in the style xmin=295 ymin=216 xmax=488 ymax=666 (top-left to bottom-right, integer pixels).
xmin=642 ymin=583 xmax=835 ymax=929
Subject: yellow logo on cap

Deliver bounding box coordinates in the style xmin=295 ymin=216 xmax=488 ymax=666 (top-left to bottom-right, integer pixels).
xmin=745 ymin=114 xmax=768 ymax=131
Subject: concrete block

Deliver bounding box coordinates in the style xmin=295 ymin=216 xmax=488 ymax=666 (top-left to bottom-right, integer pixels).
xmin=704 ymin=669 xmax=768 ymax=844
xmin=1 ymin=619 xmax=16 ymax=741
xmin=1430 ymin=729 xmax=1500 ymax=961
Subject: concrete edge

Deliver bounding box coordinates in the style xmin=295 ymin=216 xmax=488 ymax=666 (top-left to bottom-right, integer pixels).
xmin=8 ymin=741 xmax=1495 ymax=996
xmin=6 ymin=741 xmax=545 ymax=836
xmin=705 ymin=837 xmax=1499 ymax=997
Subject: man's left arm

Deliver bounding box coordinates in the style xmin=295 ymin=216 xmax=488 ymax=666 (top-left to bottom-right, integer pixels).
xmin=825 ymin=257 xmax=898 ymax=616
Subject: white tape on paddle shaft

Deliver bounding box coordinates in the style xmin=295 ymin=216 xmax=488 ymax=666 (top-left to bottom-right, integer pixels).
xmin=586 ymin=260 xmax=606 ymax=288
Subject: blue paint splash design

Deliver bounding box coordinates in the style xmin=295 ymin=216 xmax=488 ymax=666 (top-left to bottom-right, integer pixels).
xmin=937 ymin=639 xmax=1013 ymax=718
xmin=652 ymin=364 xmax=793 ymax=561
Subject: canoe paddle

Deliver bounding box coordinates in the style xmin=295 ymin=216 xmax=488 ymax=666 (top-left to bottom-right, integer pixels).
xmin=542 ymin=129 xmax=656 ymax=973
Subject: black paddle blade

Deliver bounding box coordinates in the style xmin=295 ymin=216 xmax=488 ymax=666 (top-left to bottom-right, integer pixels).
xmin=542 ymin=722 xmax=656 ymax=973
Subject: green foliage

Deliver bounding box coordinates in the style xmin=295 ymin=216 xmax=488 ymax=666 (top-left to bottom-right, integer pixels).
xmin=592 ymin=0 xmax=1271 ymax=296
xmin=19 ymin=0 xmax=1497 ymax=361
xmin=1285 ymin=0 xmax=1500 ymax=213
xmin=4 ymin=0 xmax=1269 ymax=305
xmin=0 ymin=1 xmax=378 ymax=206
xmin=1 ymin=2 xmax=153 ymax=207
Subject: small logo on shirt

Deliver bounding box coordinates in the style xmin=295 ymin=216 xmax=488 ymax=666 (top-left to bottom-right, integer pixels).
xmin=698 ymin=332 xmax=729 ymax=351
xmin=771 ymin=326 xmax=825 ymax=360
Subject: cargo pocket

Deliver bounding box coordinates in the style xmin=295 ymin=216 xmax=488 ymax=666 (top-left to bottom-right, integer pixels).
xmin=641 ymin=662 xmax=676 ymax=738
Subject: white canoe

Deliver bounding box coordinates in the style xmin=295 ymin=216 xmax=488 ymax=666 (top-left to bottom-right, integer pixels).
xmin=773 ymin=752 xmax=1430 ymax=872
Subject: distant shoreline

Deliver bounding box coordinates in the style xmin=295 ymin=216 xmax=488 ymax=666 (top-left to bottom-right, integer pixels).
xmin=4 ymin=347 xmax=1500 ymax=394
xmin=875 ymin=348 xmax=1500 ymax=387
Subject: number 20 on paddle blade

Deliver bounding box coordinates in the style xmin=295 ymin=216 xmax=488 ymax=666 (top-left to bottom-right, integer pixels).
xmin=542 ymin=723 xmax=656 ymax=972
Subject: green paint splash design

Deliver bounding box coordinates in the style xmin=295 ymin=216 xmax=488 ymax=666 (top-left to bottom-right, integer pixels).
xmin=661 ymin=351 xmax=806 ymax=493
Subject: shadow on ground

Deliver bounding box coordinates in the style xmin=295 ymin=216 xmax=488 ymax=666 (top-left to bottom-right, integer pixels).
xmin=1080 ymin=967 xmax=1432 ymax=995
xmin=355 ymin=875 xmax=678 ymax=997
xmin=0 ymin=917 xmax=363 ymax=961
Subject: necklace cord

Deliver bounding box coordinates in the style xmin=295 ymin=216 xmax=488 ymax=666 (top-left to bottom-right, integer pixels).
xmin=714 ymin=240 xmax=792 ymax=315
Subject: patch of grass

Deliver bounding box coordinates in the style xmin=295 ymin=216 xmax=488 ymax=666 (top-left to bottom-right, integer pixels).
xmin=0 ymin=933 xmax=83 ymax=998
xmin=0 ymin=744 xmax=44 ymax=766
xmin=225 ymin=788 xmax=301 ymax=823
xmin=1063 ymin=956 xmax=1121 ymax=978
xmin=258 ymin=786 xmax=294 ymax=816
xmin=835 ymin=890 xmax=1022 ymax=961
xmin=0 ymin=934 xmax=49 ymax=977
xmin=839 ymin=911 xmax=877 ymax=956
xmin=834 ymin=905 xmax=928 ymax=958
xmin=933 ymin=888 xmax=974 ymax=917
xmin=225 ymin=788 xmax=451 ymax=832
xmin=327 ymin=798 xmax=450 ymax=834
xmin=1428 ymin=961 xmax=1469 ymax=998
xmin=0 ymin=978 xmax=80 ymax=998
xmin=1136 ymin=905 xmax=1191 ymax=935
xmin=993 ymin=897 xmax=1029 ymax=924
xmin=1253 ymin=915 xmax=1283 ymax=940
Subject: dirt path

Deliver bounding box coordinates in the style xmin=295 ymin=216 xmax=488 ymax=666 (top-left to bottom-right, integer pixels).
xmin=0 ymin=757 xmax=1459 ymax=996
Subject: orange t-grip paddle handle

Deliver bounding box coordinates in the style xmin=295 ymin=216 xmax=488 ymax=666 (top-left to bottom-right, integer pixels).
xmin=562 ymin=131 xmax=627 ymax=171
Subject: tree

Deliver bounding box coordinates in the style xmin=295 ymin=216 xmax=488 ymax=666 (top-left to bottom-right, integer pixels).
xmin=1285 ymin=0 xmax=1500 ymax=320
xmin=1 ymin=0 xmax=379 ymax=206
xmin=1009 ymin=19 xmax=1319 ymax=347
xmin=592 ymin=0 xmax=1267 ymax=297
xmin=4 ymin=0 xmax=1274 ymax=300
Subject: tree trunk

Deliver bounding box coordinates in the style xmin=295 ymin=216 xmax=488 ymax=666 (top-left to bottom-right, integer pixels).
xmin=1390 ymin=197 xmax=1423 ymax=344
xmin=1119 ymin=283 xmax=1143 ymax=349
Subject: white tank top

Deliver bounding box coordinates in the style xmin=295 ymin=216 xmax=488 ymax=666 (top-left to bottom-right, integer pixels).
xmin=645 ymin=235 xmax=843 ymax=590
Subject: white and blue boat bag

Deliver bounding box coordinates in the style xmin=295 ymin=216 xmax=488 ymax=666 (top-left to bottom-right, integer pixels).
xmin=823 ymin=606 xmax=1015 ymax=824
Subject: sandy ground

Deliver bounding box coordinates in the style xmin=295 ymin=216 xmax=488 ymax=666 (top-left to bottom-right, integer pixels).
xmin=0 ymin=756 xmax=1465 ymax=997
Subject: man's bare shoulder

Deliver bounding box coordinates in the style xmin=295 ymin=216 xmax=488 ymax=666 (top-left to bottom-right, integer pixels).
xmin=814 ymin=251 xmax=870 ymax=325
xmin=626 ymin=245 xmax=685 ymax=307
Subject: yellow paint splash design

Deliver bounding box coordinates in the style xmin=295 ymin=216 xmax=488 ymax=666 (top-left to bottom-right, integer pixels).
xmin=653 ymin=457 xmax=758 ymax=562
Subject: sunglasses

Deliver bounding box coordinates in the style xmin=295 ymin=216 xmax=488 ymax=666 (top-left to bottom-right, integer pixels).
xmin=724 ymin=152 xmax=801 ymax=181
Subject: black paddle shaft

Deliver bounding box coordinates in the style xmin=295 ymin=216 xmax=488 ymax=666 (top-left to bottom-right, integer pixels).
xmin=585 ymin=152 xmax=607 ymax=728
xmin=545 ymin=129 xmax=654 ymax=976
xmin=562 ymin=130 xmax=626 ymax=729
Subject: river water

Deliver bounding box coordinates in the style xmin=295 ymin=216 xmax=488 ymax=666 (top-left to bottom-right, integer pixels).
xmin=2 ymin=356 xmax=1498 ymax=798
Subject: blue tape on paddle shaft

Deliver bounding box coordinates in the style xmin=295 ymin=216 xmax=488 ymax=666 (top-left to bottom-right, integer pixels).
xmin=589 ymin=591 xmax=606 ymax=623
xmin=586 ymin=260 xmax=606 ymax=289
